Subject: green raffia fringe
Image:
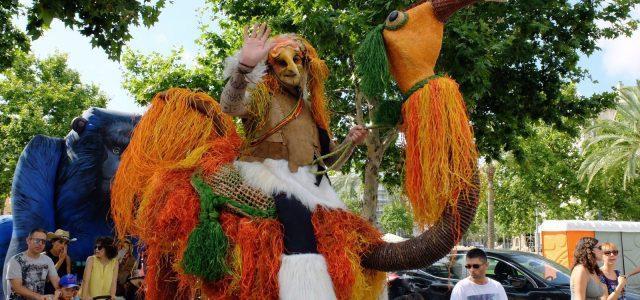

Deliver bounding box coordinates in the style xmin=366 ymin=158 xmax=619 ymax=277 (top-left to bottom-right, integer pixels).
xmin=182 ymin=174 xmax=277 ymax=281
xmin=182 ymin=175 xmax=230 ymax=281
xmin=403 ymin=74 xmax=443 ymax=100
xmin=355 ymin=24 xmax=393 ymax=100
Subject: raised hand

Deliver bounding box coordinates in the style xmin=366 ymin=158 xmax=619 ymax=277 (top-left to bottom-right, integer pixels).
xmin=59 ymin=245 xmax=67 ymax=261
xmin=239 ymin=23 xmax=273 ymax=68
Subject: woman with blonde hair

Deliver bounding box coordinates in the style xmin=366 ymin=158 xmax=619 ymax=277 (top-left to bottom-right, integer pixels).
xmin=599 ymin=242 xmax=628 ymax=300
xmin=570 ymin=237 xmax=607 ymax=299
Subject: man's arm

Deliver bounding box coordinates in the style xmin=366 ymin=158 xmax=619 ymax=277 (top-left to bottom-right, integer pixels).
xmin=220 ymin=63 xmax=253 ymax=117
xmin=9 ymin=278 xmax=47 ymax=300
xmin=220 ymin=23 xmax=272 ymax=117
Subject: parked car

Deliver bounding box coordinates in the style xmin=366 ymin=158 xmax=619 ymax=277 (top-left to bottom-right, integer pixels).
xmin=388 ymin=249 xmax=640 ymax=300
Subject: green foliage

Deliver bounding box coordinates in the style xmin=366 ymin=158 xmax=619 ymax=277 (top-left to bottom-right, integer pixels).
xmin=579 ymin=82 xmax=640 ymax=189
xmin=438 ymin=0 xmax=636 ymax=159
xmin=121 ymin=48 xmax=218 ymax=105
xmin=0 ymin=0 xmax=166 ymax=69
xmin=0 ymin=1 xmax=30 ymax=70
xmin=121 ymin=0 xmax=640 ymax=192
xmin=0 ymin=51 xmax=107 ymax=200
xmin=380 ymin=198 xmax=413 ymax=236
xmin=331 ymin=171 xmax=363 ymax=214
xmin=492 ymin=123 xmax=640 ymax=237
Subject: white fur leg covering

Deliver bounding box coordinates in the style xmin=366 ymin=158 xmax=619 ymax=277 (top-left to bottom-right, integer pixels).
xmin=278 ymin=254 xmax=337 ymax=300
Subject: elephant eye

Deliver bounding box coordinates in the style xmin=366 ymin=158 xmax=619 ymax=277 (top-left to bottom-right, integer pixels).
xmin=385 ymin=10 xmax=409 ymax=31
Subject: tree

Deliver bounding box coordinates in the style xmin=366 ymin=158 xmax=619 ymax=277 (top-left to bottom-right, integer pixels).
xmin=0 ymin=0 xmax=167 ymax=69
xmin=121 ymin=0 xmax=640 ymax=222
xmin=379 ymin=199 xmax=413 ymax=237
xmin=331 ymin=171 xmax=363 ymax=214
xmin=491 ymin=123 xmax=640 ymax=238
xmin=0 ymin=51 xmax=108 ymax=202
xmin=579 ymin=81 xmax=640 ymax=190
xmin=485 ymin=162 xmax=495 ymax=249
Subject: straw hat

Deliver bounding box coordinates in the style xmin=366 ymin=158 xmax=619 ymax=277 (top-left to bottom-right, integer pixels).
xmin=46 ymin=229 xmax=77 ymax=242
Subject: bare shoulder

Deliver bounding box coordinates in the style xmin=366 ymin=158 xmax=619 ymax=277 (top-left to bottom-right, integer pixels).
xmin=571 ymin=265 xmax=589 ymax=280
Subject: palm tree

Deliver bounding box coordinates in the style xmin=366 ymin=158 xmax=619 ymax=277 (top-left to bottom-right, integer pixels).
xmin=579 ymin=80 xmax=640 ymax=190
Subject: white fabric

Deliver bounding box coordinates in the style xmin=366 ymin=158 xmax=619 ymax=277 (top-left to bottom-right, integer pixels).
xmin=278 ymin=254 xmax=336 ymax=300
xmin=234 ymin=159 xmax=346 ymax=211
xmin=450 ymin=277 xmax=508 ymax=300
xmin=222 ymin=51 xmax=268 ymax=87
xmin=538 ymin=220 xmax=640 ymax=233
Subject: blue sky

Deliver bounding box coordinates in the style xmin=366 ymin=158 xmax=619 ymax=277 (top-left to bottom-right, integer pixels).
xmin=23 ymin=1 xmax=640 ymax=114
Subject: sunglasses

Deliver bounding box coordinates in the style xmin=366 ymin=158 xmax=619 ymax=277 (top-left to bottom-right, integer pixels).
xmin=95 ymin=245 xmax=104 ymax=250
xmin=465 ymin=264 xmax=483 ymax=269
xmin=31 ymin=238 xmax=46 ymax=245
xmin=604 ymin=250 xmax=619 ymax=256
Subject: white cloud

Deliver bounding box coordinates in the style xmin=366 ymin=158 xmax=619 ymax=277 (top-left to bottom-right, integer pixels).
xmin=597 ymin=6 xmax=640 ymax=78
xmin=599 ymin=29 xmax=640 ymax=78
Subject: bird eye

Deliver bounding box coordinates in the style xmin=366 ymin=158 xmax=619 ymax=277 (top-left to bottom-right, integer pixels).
xmin=385 ymin=10 xmax=408 ymax=30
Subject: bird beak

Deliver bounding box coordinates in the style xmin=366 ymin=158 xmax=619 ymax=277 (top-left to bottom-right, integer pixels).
xmin=431 ymin=0 xmax=507 ymax=23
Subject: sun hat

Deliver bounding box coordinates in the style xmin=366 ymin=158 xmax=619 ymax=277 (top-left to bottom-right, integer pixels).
xmin=46 ymin=229 xmax=77 ymax=242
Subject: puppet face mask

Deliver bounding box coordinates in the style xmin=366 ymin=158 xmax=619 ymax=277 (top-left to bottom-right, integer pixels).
xmin=269 ymin=45 xmax=305 ymax=91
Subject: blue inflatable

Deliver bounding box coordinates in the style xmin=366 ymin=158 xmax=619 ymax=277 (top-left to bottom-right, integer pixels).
xmin=1 ymin=108 xmax=139 ymax=298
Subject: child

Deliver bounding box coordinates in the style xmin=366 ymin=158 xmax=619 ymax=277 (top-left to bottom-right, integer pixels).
xmin=54 ymin=274 xmax=80 ymax=300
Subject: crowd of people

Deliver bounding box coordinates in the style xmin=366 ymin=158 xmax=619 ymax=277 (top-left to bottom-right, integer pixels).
xmin=4 ymin=228 xmax=143 ymax=300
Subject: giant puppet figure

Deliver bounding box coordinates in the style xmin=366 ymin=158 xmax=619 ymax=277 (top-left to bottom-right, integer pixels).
xmin=0 ymin=108 xmax=139 ymax=298
xmin=111 ymin=0 xmax=499 ymax=299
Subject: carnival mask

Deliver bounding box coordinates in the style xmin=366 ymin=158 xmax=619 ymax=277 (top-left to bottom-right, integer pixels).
xmin=269 ymin=39 xmax=306 ymax=91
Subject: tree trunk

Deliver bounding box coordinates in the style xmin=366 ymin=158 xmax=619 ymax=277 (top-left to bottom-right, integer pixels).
xmin=486 ymin=161 xmax=495 ymax=249
xmin=354 ymin=87 xmax=397 ymax=224
xmin=361 ymin=131 xmax=383 ymax=222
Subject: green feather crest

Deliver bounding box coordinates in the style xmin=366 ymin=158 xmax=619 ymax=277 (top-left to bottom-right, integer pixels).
xmin=355 ymin=24 xmax=393 ymax=100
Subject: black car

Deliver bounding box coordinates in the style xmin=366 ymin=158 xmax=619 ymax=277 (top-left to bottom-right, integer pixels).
xmin=388 ymin=249 xmax=640 ymax=300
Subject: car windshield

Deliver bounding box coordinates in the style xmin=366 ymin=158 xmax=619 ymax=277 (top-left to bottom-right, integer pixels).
xmin=505 ymin=252 xmax=571 ymax=286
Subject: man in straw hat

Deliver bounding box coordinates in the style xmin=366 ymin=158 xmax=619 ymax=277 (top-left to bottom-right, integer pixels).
xmin=44 ymin=229 xmax=76 ymax=295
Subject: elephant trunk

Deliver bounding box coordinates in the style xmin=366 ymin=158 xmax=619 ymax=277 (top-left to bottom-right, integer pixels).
xmin=361 ymin=174 xmax=479 ymax=271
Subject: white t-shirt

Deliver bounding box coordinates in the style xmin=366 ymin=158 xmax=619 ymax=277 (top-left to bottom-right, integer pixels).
xmin=450 ymin=277 xmax=508 ymax=300
xmin=5 ymin=252 xmax=58 ymax=299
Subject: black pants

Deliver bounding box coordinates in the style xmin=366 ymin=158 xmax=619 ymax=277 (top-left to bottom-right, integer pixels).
xmin=274 ymin=193 xmax=318 ymax=254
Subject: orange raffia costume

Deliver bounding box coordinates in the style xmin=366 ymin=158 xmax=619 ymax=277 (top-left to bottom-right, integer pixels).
xmin=111 ymin=0 xmax=498 ymax=298
xmin=111 ymin=47 xmax=386 ymax=299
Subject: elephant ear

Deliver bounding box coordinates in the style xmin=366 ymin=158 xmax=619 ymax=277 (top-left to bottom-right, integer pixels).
xmin=9 ymin=135 xmax=63 ymax=237
xmin=4 ymin=135 xmax=63 ymax=289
